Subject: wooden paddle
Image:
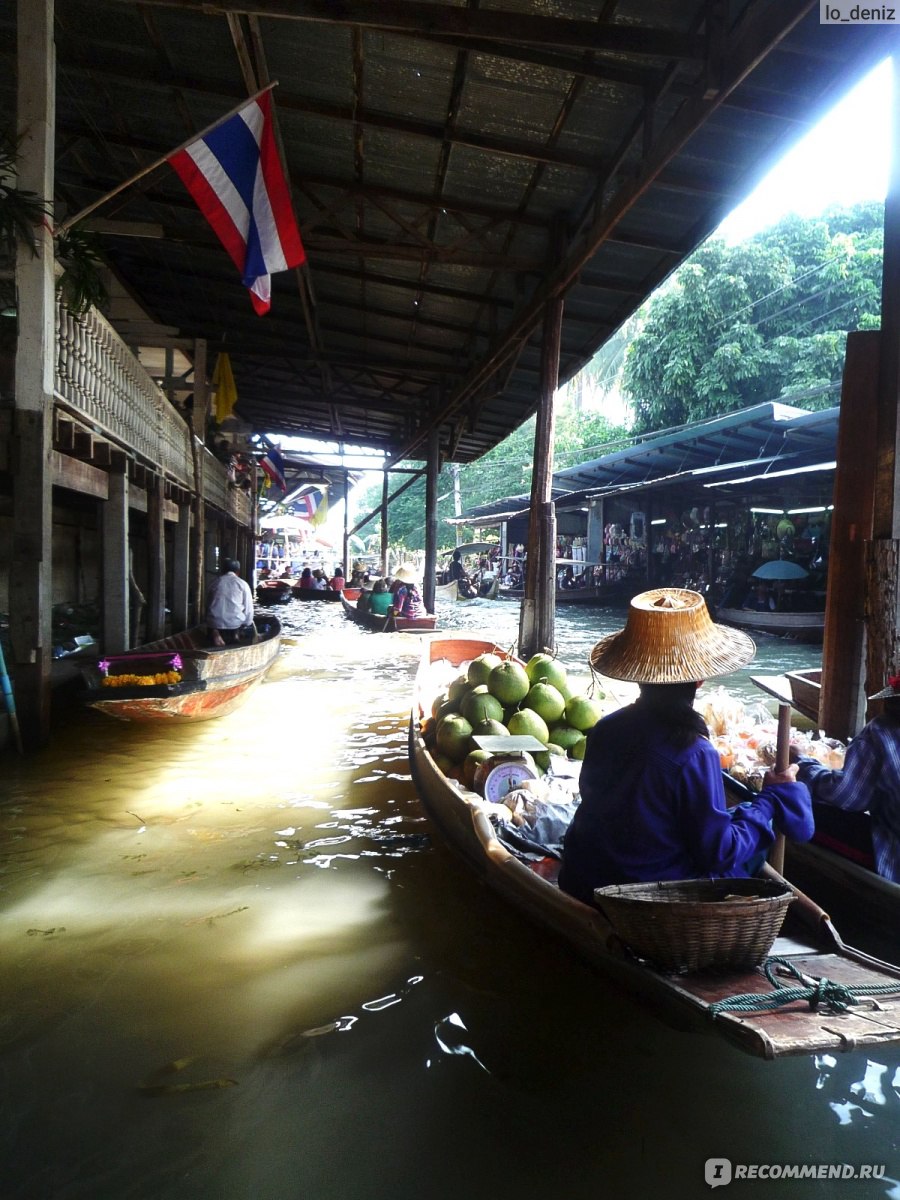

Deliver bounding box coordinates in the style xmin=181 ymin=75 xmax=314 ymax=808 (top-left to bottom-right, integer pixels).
xmin=769 ymin=701 xmax=792 ymax=874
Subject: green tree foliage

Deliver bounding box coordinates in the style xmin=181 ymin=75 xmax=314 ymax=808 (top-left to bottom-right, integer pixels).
xmin=353 ymin=397 xmax=627 ymax=551
xmin=622 ymin=203 xmax=883 ymax=433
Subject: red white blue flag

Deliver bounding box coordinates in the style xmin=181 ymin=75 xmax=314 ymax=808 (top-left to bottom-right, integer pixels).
xmin=260 ymin=446 xmax=287 ymax=492
xmin=168 ymin=92 xmax=305 ymax=314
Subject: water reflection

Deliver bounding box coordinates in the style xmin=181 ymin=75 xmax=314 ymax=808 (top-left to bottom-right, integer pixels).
xmin=2 ymin=597 xmax=899 ymax=1199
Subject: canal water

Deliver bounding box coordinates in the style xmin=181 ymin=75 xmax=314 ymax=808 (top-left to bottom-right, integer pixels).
xmin=1 ymin=598 xmax=899 ymax=1199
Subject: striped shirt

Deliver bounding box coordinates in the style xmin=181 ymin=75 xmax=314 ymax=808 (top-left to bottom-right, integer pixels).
xmin=797 ymin=714 xmax=900 ymax=883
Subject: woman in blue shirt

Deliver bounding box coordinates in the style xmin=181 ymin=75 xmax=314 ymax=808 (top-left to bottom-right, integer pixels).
xmin=559 ymin=588 xmax=813 ymax=904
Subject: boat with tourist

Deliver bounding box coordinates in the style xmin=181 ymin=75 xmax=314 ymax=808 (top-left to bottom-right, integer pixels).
xmin=256 ymin=579 xmax=293 ymax=605
xmin=80 ymin=615 xmax=282 ymax=723
xmin=291 ymin=584 xmax=343 ymax=602
xmin=409 ymin=636 xmax=900 ymax=1059
xmin=340 ymin=591 xmax=437 ymax=633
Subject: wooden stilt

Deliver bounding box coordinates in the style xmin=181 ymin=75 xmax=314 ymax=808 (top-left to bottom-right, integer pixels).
xmin=381 ymin=471 xmax=389 ymax=578
xmin=519 ymin=281 xmax=563 ymax=660
xmin=9 ymin=0 xmax=55 ymax=747
xmin=424 ymin=427 xmax=439 ymax=612
xmin=146 ymin=475 xmax=166 ymax=640
xmin=102 ymin=469 xmax=130 ymax=653
xmin=171 ymin=500 xmax=191 ymax=631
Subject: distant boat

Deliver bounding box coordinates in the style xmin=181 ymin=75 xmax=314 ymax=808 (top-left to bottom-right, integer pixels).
xmin=256 ymin=579 xmax=293 ymax=604
xmin=434 ymin=576 xmax=499 ymax=604
xmin=81 ymin=616 xmax=282 ymax=723
xmin=340 ymin=591 xmax=436 ymax=633
xmin=291 ymin=584 xmax=342 ymax=601
xmin=714 ymin=607 xmax=825 ymax=643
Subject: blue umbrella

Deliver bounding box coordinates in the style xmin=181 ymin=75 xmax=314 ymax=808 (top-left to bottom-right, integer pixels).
xmin=751 ymin=560 xmax=809 ymax=581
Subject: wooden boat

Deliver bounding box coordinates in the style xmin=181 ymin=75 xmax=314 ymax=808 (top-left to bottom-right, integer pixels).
xmin=81 ymin=615 xmax=282 ymax=723
xmin=408 ymin=636 xmax=900 ymax=1059
xmin=340 ymin=590 xmax=437 ymax=633
xmin=256 ymin=579 xmax=293 ymax=604
xmin=715 ymin=606 xmax=825 ymax=643
xmin=291 ymin=584 xmax=342 ymax=601
xmin=434 ymin=575 xmax=499 ymax=604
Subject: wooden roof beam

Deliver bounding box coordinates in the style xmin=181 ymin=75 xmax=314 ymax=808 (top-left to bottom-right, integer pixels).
xmin=111 ymin=1 xmax=704 ymax=60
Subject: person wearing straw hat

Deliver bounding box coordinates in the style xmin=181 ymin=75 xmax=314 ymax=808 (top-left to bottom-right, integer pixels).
xmin=791 ymin=674 xmax=900 ymax=883
xmin=392 ymin=563 xmax=426 ymax=618
xmin=559 ymin=589 xmax=813 ymax=903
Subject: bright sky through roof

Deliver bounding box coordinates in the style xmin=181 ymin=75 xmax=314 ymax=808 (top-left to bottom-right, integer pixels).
xmin=716 ymin=56 xmax=892 ymax=243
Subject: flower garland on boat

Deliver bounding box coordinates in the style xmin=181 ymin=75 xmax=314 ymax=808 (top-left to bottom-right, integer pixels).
xmin=98 ymin=654 xmax=183 ymax=688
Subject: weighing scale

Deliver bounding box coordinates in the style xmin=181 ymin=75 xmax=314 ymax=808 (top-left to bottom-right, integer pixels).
xmin=471 ymin=734 xmax=546 ymax=802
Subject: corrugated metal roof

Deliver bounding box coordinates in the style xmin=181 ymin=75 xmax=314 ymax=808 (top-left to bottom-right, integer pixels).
xmin=2 ymin=2 xmax=889 ymax=460
xmin=459 ymin=401 xmax=839 ymax=521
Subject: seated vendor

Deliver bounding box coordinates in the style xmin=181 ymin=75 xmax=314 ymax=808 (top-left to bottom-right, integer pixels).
xmin=792 ymin=675 xmax=900 ymax=883
xmin=559 ymin=588 xmax=813 ymax=903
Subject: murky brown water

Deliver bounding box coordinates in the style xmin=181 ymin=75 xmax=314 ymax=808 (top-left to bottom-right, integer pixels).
xmin=2 ymin=599 xmax=899 ymax=1198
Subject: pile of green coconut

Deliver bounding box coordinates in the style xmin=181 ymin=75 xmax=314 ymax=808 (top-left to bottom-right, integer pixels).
xmin=421 ymin=651 xmax=606 ymax=791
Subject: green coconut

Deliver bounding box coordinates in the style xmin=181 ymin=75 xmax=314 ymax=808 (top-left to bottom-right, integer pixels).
xmin=507 ymin=707 xmax=550 ymax=746
xmin=487 ymin=661 xmax=531 ymax=706
xmin=436 ymin=714 xmax=474 ymax=762
xmin=565 ymin=695 xmax=605 ymax=732
xmin=525 ymin=653 xmax=570 ymax=697
xmin=467 ymin=653 xmax=504 ymax=687
xmin=461 ymin=685 xmax=505 ymax=727
xmin=523 ymin=681 xmax=566 ymax=725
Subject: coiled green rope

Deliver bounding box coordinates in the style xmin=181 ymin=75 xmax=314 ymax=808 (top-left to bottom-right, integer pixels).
xmin=708 ymin=957 xmax=900 ymax=1017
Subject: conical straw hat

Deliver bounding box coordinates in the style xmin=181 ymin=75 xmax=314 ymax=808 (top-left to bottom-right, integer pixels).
xmin=393 ymin=563 xmax=418 ymax=584
xmin=590 ymin=588 xmax=755 ymax=683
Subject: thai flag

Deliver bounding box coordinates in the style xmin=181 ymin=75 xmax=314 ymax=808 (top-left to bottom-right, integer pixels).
xmin=299 ymin=489 xmax=323 ymax=520
xmin=260 ymin=447 xmax=287 ymax=492
xmin=168 ymin=92 xmax=305 ymax=314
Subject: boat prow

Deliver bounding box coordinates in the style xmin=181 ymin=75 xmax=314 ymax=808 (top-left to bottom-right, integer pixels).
xmin=81 ymin=615 xmax=282 ymax=722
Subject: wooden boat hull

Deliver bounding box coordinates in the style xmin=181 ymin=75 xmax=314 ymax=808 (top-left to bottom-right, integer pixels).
xmin=434 ymin=576 xmax=499 ymax=604
xmin=340 ymin=590 xmax=436 ymax=633
xmin=256 ymin=581 xmax=293 ymax=604
xmin=787 ymin=834 xmax=900 ymax=932
xmin=409 ymin=637 xmax=900 ymax=1059
xmin=291 ymin=585 xmax=341 ymax=601
xmin=82 ymin=616 xmax=282 ymax=723
xmin=716 ymin=607 xmax=825 ymax=643
xmin=499 ymin=581 xmax=633 ymax=605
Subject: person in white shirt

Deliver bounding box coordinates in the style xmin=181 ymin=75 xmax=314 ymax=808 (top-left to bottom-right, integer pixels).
xmin=206 ymin=559 xmax=255 ymax=647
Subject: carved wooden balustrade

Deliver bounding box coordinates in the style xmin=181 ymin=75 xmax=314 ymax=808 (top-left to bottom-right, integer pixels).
xmin=53 ymin=301 xmax=251 ymax=525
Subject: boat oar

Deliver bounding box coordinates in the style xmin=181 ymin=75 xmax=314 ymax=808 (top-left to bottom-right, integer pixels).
xmin=769 ymin=701 xmax=792 ymax=874
xmin=0 ymin=639 xmax=24 ymax=754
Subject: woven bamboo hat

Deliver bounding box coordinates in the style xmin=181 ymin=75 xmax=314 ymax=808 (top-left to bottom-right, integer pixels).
xmin=589 ymin=588 xmax=755 ymax=683
xmin=869 ymin=674 xmax=900 ymax=701
xmin=393 ymin=563 xmax=418 ymax=584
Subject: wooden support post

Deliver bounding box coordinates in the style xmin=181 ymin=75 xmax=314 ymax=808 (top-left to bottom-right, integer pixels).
xmin=381 ymin=470 xmax=389 ymax=578
xmin=9 ymin=0 xmax=55 ymax=747
xmin=519 ymin=283 xmax=563 ymax=660
xmin=821 ymin=330 xmax=879 ymax=737
xmin=867 ymin=52 xmax=900 ymax=710
xmin=342 ymin=467 xmax=350 ymax=582
xmin=424 ymin=427 xmax=440 ymax=612
xmin=102 ymin=469 xmax=130 ymax=653
xmin=171 ymin=500 xmax=191 ymax=631
xmin=190 ymin=339 xmax=208 ymax=623
xmin=146 ymin=476 xmax=166 ymax=640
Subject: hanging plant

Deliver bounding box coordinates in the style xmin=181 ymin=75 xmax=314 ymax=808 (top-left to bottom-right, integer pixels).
xmin=0 ymin=130 xmax=49 ymax=262
xmin=55 ymin=226 xmax=109 ymax=317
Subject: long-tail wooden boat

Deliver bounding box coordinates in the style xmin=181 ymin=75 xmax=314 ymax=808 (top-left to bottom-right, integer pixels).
xmin=81 ymin=615 xmax=282 ymax=722
xmin=408 ymin=636 xmax=900 ymax=1059
xmin=340 ymin=590 xmax=437 ymax=633
xmin=291 ymin=584 xmax=342 ymax=601
xmin=715 ymin=606 xmax=825 ymax=643
xmin=256 ymin=579 xmax=293 ymax=604
xmin=434 ymin=576 xmax=499 ymax=604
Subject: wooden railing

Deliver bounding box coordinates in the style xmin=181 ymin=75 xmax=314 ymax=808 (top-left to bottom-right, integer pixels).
xmin=53 ymin=301 xmax=251 ymax=524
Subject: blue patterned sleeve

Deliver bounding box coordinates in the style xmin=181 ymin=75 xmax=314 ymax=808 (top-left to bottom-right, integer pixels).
xmin=796 ymin=728 xmax=879 ymax=814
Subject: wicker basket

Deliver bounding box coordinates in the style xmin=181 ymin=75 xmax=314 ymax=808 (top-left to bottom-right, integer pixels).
xmin=593 ymin=878 xmax=794 ymax=973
